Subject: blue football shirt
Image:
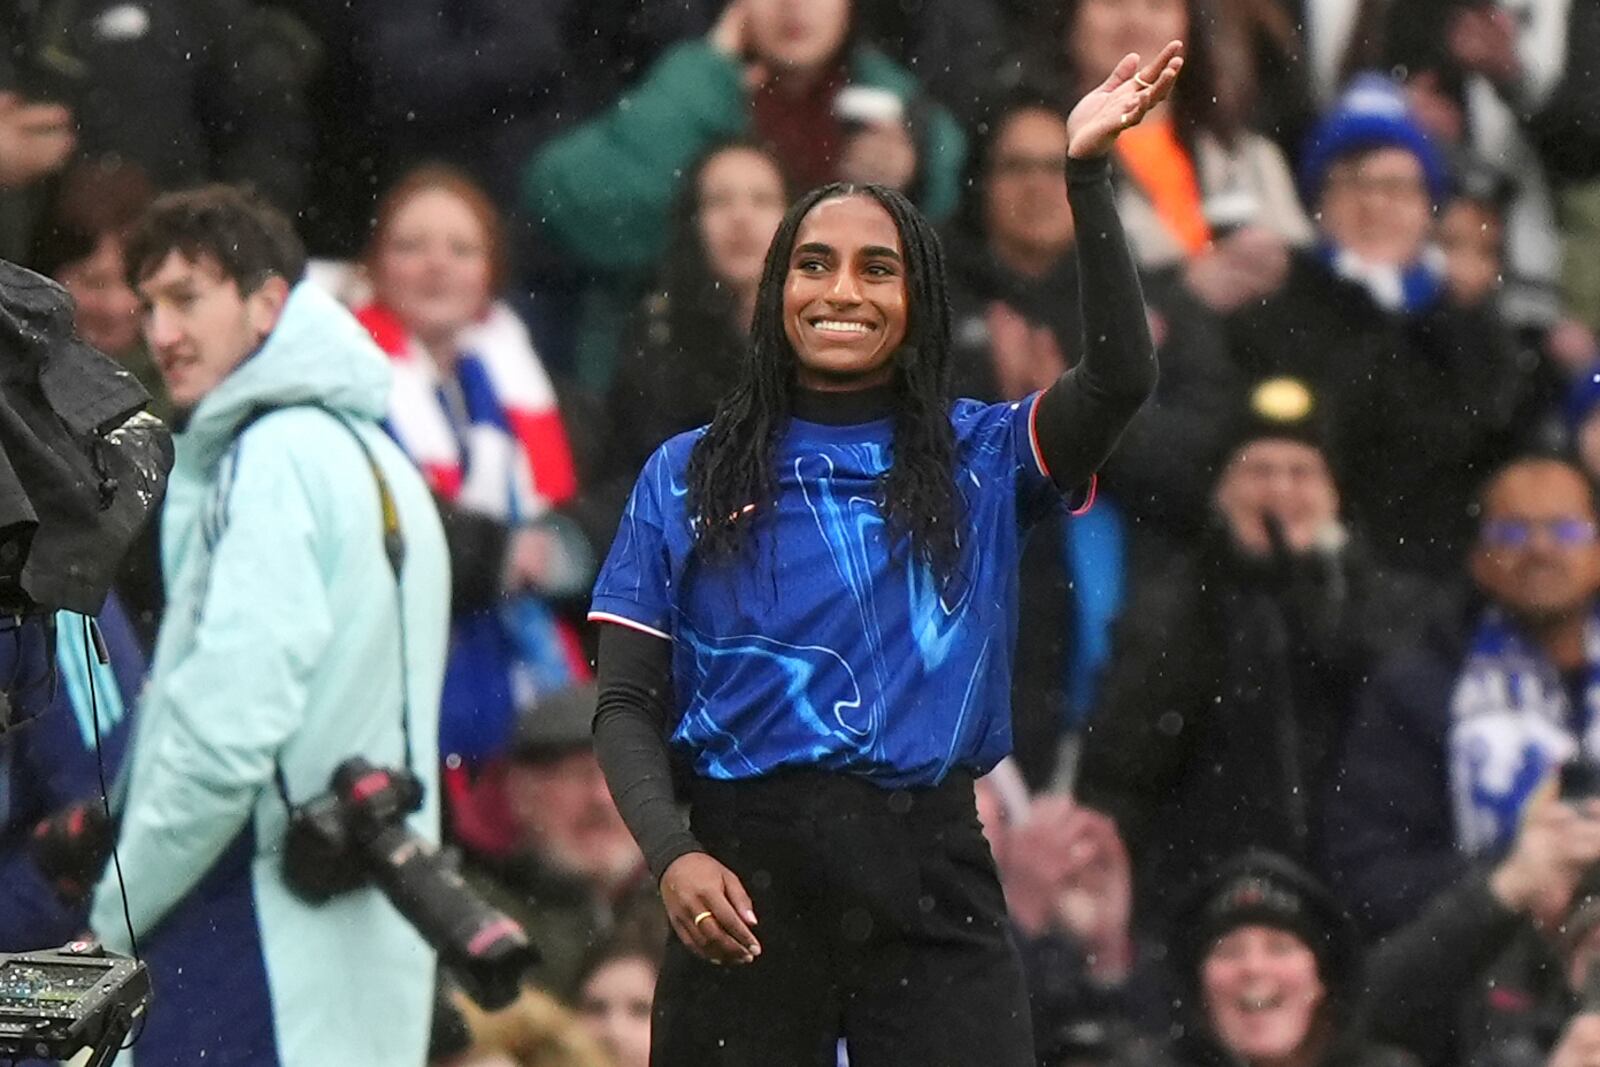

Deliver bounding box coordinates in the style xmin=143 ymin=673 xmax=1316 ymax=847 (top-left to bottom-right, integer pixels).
xmin=589 ymin=393 xmax=1090 ymax=787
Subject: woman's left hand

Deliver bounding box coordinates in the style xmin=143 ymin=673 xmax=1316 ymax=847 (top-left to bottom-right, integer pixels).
xmin=1066 ymin=42 xmax=1185 ymax=160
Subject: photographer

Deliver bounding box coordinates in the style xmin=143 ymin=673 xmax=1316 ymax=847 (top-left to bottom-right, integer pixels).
xmin=86 ymin=185 xmax=452 ymax=1066
xmin=1363 ymin=781 xmax=1600 ymax=1067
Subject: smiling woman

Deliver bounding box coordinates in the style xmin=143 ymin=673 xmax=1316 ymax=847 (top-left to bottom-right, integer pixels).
xmin=782 ymin=196 xmax=908 ymax=391
xmin=587 ymin=44 xmax=1181 ymax=1066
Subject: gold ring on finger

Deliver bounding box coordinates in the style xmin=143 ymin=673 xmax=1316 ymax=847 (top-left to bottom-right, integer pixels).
xmin=693 ymin=910 xmax=715 ymax=927
xmin=1133 ymin=73 xmax=1154 ymax=89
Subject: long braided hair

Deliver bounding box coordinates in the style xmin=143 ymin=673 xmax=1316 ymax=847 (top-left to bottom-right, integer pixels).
xmin=685 ymin=182 xmax=965 ymax=585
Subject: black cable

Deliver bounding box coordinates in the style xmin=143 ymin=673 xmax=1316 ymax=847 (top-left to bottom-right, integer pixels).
xmin=80 ymin=615 xmax=146 ymax=1050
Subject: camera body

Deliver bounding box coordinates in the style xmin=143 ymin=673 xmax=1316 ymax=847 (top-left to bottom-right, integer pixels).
xmin=282 ymin=758 xmax=539 ymax=1009
xmin=283 ymin=760 xmax=425 ymax=901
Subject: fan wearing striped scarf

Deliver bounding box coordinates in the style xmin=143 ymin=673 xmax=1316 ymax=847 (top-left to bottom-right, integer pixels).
xmin=359 ymin=166 xmax=590 ymax=769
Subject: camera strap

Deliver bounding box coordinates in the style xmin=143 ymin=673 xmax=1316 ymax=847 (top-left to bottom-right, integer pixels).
xmin=225 ymin=405 xmax=415 ymax=810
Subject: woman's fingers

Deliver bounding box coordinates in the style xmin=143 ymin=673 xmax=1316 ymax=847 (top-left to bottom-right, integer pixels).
xmin=1096 ymin=52 xmax=1143 ymax=94
xmin=706 ymin=893 xmax=761 ymax=960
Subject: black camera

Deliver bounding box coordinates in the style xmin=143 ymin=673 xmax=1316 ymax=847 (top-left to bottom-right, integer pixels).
xmin=283 ymin=758 xmax=539 ymax=1010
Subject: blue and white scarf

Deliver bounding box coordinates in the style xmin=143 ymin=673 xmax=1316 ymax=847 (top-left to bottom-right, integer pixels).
xmin=1318 ymin=241 xmax=1447 ymax=316
xmin=1449 ymin=607 xmax=1600 ymax=854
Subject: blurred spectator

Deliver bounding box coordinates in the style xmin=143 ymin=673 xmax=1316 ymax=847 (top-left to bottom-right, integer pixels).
xmin=1206 ymin=0 xmax=1319 ymax=164
xmin=1230 ymin=75 xmax=1546 ymax=579
xmin=949 ymin=93 xmax=1239 ymax=537
xmin=28 ymin=159 xmax=161 ymax=407
xmin=1362 ymin=783 xmax=1600 ymax=1067
xmin=0 ymin=90 xmax=75 ymax=262
xmin=1384 ymin=0 xmax=1600 ymax=329
xmin=0 ymin=603 xmax=144 ymax=950
xmin=975 ymin=777 xmax=1166 ymax=1065
xmin=944 ymin=93 xmax=1238 ymax=782
xmin=0 ymin=0 xmax=317 ymax=224
xmin=351 ymin=0 xmax=723 ymax=214
xmin=357 ymin=165 xmax=592 ymax=767
xmin=572 ymin=934 xmax=663 ymax=1067
xmin=1078 ymin=378 xmax=1423 ymax=924
xmin=523 ymin=0 xmax=968 ymax=389
xmin=1144 ymin=851 xmax=1412 ymax=1067
xmin=573 ymin=141 xmax=787 ymax=551
xmin=1026 ymin=0 xmax=1313 ymax=313
xmin=1327 ymin=456 xmax=1600 ymax=935
xmin=853 ymin=0 xmax=1011 ymax=127
xmin=1436 ymin=188 xmax=1508 ymax=313
xmin=434 ymin=983 xmax=612 ymax=1067
xmin=1565 ymin=366 xmax=1600 ymax=487
xmin=461 ymin=685 xmax=654 ymax=996
xmin=25 ymin=158 xmax=166 ymax=646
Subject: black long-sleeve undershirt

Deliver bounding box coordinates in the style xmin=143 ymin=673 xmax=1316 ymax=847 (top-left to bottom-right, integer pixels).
xmin=594 ymin=154 xmax=1158 ymax=882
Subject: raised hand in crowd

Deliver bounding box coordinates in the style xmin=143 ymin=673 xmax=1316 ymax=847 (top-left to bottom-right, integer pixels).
xmin=708 ymin=0 xmax=769 ymax=90
xmin=1489 ymin=784 xmax=1600 ymax=927
xmin=1002 ymin=795 xmax=1135 ymax=983
xmin=1448 ymin=3 xmax=1523 ymax=89
xmin=1183 ymin=225 xmax=1292 ymax=313
xmin=1549 ymin=1014 xmax=1600 ymax=1067
xmin=0 ymin=92 xmax=75 ymax=190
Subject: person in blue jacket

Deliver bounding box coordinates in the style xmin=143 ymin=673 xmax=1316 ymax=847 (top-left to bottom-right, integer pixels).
xmin=86 ymin=185 xmax=452 ymax=1067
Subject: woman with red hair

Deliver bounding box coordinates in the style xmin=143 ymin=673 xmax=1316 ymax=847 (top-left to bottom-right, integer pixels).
xmin=358 ymin=164 xmax=590 ymax=773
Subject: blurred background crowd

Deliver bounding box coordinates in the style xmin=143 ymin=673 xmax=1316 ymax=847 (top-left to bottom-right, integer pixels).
xmin=5 ymin=0 xmax=1600 ymax=1064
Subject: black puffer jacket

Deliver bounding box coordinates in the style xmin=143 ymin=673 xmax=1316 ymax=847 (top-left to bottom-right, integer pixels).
xmin=1077 ymin=521 xmax=1427 ymax=926
xmin=1228 ymin=252 xmax=1550 ymax=580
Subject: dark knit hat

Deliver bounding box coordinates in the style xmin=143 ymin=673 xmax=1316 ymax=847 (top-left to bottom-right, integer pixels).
xmin=1219 ymin=377 xmax=1327 ymax=472
xmin=1171 ymin=851 xmax=1358 ymax=994
xmin=508 ymin=682 xmax=598 ymax=761
xmin=1301 ymin=73 xmax=1451 ymax=207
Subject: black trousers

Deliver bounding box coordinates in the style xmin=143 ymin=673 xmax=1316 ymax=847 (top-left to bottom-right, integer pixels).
xmin=650 ymin=769 xmax=1035 ymax=1066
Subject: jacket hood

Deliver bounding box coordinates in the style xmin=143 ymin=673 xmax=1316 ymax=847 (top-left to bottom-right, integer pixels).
xmin=179 ymin=282 xmax=392 ymax=469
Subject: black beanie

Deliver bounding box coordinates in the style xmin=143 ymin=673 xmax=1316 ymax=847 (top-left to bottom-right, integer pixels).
xmin=1218 ymin=377 xmax=1327 ymax=472
xmin=1171 ymin=851 xmax=1358 ymax=995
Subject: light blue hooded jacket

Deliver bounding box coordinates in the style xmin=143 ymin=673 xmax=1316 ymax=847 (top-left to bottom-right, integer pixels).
xmin=90 ymin=283 xmax=451 ymax=1067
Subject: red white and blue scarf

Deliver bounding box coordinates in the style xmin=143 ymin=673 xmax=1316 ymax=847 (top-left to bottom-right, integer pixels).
xmin=357 ymin=301 xmax=585 ymax=763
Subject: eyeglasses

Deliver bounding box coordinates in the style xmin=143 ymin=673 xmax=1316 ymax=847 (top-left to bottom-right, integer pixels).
xmin=1479 ymin=518 xmax=1599 ymax=548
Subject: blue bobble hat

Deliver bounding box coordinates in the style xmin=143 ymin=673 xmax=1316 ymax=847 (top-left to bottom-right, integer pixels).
xmin=1301 ymin=73 xmax=1452 ymax=207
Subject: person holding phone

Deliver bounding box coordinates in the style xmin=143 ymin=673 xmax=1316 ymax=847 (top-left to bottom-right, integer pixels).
xmin=586 ymin=41 xmax=1180 ymax=1065
xmin=1361 ymin=779 xmax=1600 ymax=1067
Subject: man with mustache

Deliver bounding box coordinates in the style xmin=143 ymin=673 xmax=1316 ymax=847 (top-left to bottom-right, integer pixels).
xmin=1329 ymin=456 xmax=1600 ymax=936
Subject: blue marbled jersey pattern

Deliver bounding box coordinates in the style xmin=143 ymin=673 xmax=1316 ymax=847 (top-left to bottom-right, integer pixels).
xmin=590 ymin=395 xmax=1062 ymax=787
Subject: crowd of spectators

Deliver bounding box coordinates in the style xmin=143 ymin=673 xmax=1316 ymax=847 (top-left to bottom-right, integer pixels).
xmin=6 ymin=0 xmax=1600 ymax=1064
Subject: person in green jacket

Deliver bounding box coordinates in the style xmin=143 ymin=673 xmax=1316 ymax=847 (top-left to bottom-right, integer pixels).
xmin=523 ymin=0 xmax=967 ymax=390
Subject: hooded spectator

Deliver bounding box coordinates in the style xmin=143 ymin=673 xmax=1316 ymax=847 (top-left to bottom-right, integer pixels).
xmin=1078 ymin=378 xmax=1425 ymax=923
